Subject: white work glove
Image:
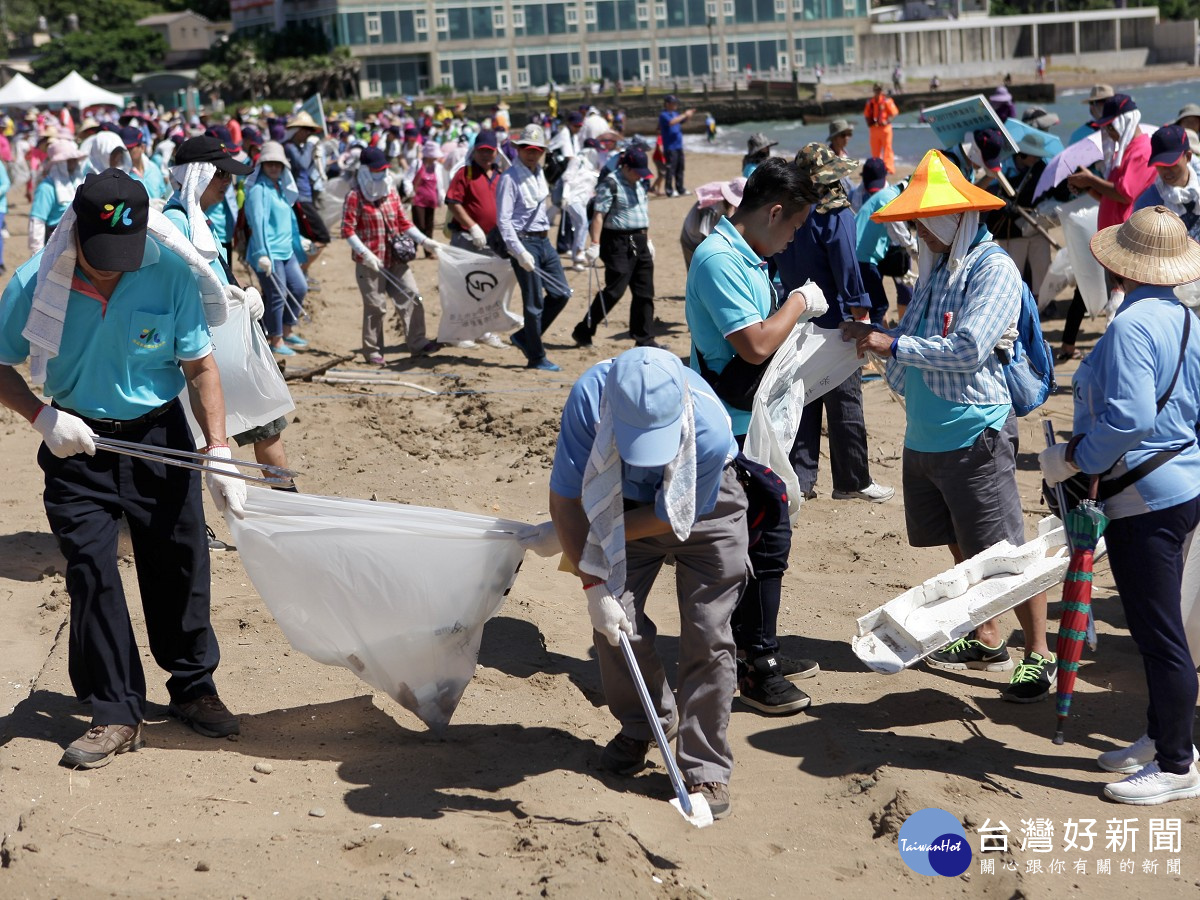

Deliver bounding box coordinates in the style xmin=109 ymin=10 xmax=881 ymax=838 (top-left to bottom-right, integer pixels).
xmin=585 ymin=244 xmax=600 ymax=265
xmin=517 ymin=250 xmax=536 ymax=272
xmin=585 ymin=584 xmax=635 ymax=647
xmin=204 ymin=445 xmax=247 ymax=519
xmin=518 ymin=521 xmax=562 ymax=557
xmin=423 ymin=239 xmax=444 ymax=257
xmin=468 ymin=223 xmax=487 ymax=249
xmin=255 ymin=255 xmax=273 ymax=274
xmin=359 ymin=249 xmax=383 ymax=272
xmin=646 ymin=238 xmax=656 ymax=261
xmin=305 ymin=134 xmax=320 ymax=146
xmin=1039 ymin=443 xmax=1079 ymax=487
xmin=32 ymin=406 xmax=96 ymax=458
xmin=791 ymin=282 xmax=829 ymax=322
xmin=995 ymin=322 xmax=1019 ymax=355
xmin=243 ymin=286 xmax=265 ymax=321
xmin=300 ymin=237 xmax=314 ymax=254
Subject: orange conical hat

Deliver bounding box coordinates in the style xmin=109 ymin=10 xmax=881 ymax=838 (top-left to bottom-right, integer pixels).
xmin=871 ymin=149 xmax=1005 ymax=222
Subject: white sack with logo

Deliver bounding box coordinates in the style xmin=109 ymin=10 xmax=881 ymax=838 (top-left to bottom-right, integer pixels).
xmin=742 ymin=322 xmax=864 ymax=522
xmin=435 ymin=242 xmax=522 ymax=342
xmin=226 ymin=489 xmax=527 ymax=734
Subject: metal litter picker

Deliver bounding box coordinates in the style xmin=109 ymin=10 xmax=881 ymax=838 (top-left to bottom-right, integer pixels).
xmin=92 ymin=437 xmax=298 ymax=486
xmin=617 ymin=631 xmax=713 ymax=828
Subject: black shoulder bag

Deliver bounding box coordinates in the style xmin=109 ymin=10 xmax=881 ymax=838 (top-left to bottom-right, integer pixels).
xmin=693 ymin=344 xmax=775 ymax=413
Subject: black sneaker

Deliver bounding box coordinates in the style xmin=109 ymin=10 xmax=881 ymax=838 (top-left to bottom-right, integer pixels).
xmin=571 ymin=322 xmax=593 ymax=347
xmin=926 ymin=633 xmax=1013 ymax=672
xmin=600 ymin=722 xmax=678 ymax=775
xmin=1002 ymin=651 xmax=1056 ymax=703
xmin=776 ymin=655 xmax=820 ymax=681
xmin=738 ymin=655 xmax=811 ymax=714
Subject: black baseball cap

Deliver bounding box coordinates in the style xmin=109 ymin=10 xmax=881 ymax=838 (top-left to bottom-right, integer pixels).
xmin=1096 ymin=94 xmax=1137 ymax=127
xmin=73 ymin=169 xmax=149 ymax=272
xmin=861 ymin=157 xmax=888 ymax=192
xmin=172 ymin=136 xmax=254 ymax=175
xmin=620 ymin=146 xmax=651 ymax=177
xmin=973 ymin=128 xmax=1005 ymax=172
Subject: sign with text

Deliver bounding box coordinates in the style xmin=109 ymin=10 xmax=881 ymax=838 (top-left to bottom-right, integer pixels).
xmin=921 ymin=94 xmax=1018 ymax=155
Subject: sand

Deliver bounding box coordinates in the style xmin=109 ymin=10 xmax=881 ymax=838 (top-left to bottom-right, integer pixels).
xmin=1 ymin=148 xmax=1198 ymax=900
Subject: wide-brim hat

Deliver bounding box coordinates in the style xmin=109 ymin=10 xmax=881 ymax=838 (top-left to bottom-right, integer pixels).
xmin=746 ymin=132 xmax=777 ymax=154
xmin=257 ymin=140 xmax=288 ymax=166
xmin=1091 ymin=205 xmax=1200 ymax=286
xmin=720 ymin=176 xmax=747 ymax=208
xmin=827 ymin=118 xmax=854 ymax=139
xmin=46 ymin=138 xmax=86 ymax=164
xmin=511 ymin=124 xmax=547 ymax=148
xmin=871 ymin=149 xmax=1005 ymax=222
xmin=1085 ymin=84 xmax=1115 ymax=103
xmin=1175 ymin=103 xmax=1200 ymax=124
xmin=287 ymin=110 xmax=320 ymax=131
xmin=1021 ymin=106 xmax=1060 ymax=131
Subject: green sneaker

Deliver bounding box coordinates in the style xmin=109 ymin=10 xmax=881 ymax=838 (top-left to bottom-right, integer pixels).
xmin=1002 ymin=651 xmax=1056 ymax=703
xmin=926 ymin=633 xmax=1013 ymax=672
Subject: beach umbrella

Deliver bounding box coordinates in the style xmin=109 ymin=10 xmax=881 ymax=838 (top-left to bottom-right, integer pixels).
xmin=1001 ymin=118 xmax=1064 ymax=162
xmin=1052 ymin=482 xmax=1108 ymax=746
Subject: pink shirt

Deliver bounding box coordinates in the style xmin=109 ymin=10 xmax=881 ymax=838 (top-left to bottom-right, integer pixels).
xmin=1098 ymin=133 xmax=1155 ymax=230
xmin=412 ymin=163 xmax=441 ymax=209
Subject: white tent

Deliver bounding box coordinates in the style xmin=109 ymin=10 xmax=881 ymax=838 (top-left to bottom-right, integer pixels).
xmin=0 ymin=73 xmax=50 ymax=108
xmin=41 ymin=70 xmax=126 ymax=109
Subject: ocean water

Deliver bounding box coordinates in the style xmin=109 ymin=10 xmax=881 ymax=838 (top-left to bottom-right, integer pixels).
xmin=686 ymin=77 xmax=1200 ymax=168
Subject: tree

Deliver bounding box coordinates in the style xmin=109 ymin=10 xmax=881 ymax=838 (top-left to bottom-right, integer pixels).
xmin=32 ymin=27 xmax=167 ymax=85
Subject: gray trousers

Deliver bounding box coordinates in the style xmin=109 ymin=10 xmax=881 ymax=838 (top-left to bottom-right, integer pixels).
xmin=355 ymin=260 xmax=427 ymax=355
xmin=592 ymin=466 xmax=750 ymax=786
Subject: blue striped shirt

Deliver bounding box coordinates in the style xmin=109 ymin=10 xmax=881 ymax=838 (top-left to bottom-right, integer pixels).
xmin=594 ymin=173 xmax=651 ymax=231
xmin=885 ymin=233 xmax=1021 ymax=407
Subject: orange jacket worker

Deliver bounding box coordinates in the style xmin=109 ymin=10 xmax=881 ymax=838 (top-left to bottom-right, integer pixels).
xmin=863 ymin=83 xmax=900 ymax=174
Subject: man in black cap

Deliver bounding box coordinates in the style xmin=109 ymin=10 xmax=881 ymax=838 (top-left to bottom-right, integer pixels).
xmin=571 ymin=146 xmax=658 ymax=349
xmin=0 ymin=169 xmax=245 ymax=769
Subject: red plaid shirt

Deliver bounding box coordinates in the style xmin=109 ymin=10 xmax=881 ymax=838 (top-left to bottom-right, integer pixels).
xmin=340 ymin=188 xmax=415 ymax=267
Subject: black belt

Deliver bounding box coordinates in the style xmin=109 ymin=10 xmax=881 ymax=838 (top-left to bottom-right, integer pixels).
xmin=603 ymin=228 xmax=647 ymax=236
xmin=53 ymin=399 xmax=177 ymax=435
xmin=518 ymin=230 xmax=548 ymax=239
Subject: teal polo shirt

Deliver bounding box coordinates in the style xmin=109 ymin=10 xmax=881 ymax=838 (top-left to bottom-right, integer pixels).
xmin=855 ymin=183 xmax=901 ymax=265
xmin=0 ymin=237 xmax=212 ymax=420
xmin=164 ymin=198 xmax=230 ymax=286
xmin=684 ymin=216 xmax=774 ymax=436
xmin=131 ymin=162 xmax=168 ymax=201
xmin=30 ymin=178 xmax=70 ymax=227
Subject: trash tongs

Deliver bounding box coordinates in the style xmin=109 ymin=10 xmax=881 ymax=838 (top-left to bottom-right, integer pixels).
xmin=91 ymin=436 xmax=298 ymax=486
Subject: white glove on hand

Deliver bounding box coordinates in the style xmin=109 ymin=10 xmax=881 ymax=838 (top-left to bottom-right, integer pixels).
xmin=423 ymin=239 xmax=444 ymax=257
xmin=517 ymin=251 xmax=536 ymax=272
xmin=256 ymin=255 xmax=273 ymax=274
xmin=360 ymin=250 xmax=383 ymax=272
xmin=305 ymin=134 xmax=320 ymax=146
xmin=1039 ymin=443 xmax=1079 ymax=487
xmin=300 ymin=237 xmax=314 ymax=254
xmin=32 ymin=406 xmax=96 ymax=458
xmin=468 ymin=223 xmax=488 ymax=249
xmin=585 ymin=244 xmax=600 ymax=265
xmin=243 ymin=286 xmax=265 ymax=321
xmin=518 ymin=521 xmax=562 ymax=557
xmin=204 ymin=446 xmax=247 ymax=519
xmin=995 ymin=322 xmax=1019 ymax=355
xmin=585 ymin=584 xmax=635 ymax=647
xmin=792 ymin=282 xmax=829 ymax=322
xmin=646 ymin=239 xmax=656 ymax=261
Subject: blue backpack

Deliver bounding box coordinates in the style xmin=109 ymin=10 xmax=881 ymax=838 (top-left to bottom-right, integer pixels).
xmin=973 ymin=244 xmax=1057 ymax=416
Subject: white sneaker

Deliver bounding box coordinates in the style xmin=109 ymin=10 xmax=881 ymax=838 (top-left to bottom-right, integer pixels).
xmin=1098 ymin=734 xmax=1200 ymax=774
xmin=1103 ymin=762 xmax=1200 ymax=806
xmin=832 ymin=481 xmax=895 ymax=503
xmin=479 ymin=332 xmax=506 ymax=349
xmin=453 ymin=339 xmax=478 ymax=349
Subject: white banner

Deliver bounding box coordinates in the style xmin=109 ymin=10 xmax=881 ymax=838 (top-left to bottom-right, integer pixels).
xmin=435 ymin=242 xmax=522 ymax=342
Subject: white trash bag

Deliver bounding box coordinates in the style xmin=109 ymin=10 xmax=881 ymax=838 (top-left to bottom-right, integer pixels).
xmin=1060 ymin=194 xmax=1108 ymax=317
xmin=226 ymin=489 xmax=527 ymax=733
xmin=742 ymin=320 xmax=864 ymax=521
xmin=1038 ymin=247 xmax=1075 ymax=309
xmin=435 ymin=242 xmax=522 ymax=343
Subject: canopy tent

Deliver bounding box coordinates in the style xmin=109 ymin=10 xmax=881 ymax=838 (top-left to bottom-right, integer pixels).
xmin=0 ymin=73 xmax=50 ymax=108
xmin=40 ymin=70 xmax=126 ymax=109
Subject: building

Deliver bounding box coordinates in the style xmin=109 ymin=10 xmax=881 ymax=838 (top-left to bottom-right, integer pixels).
xmin=137 ymin=11 xmax=234 ymax=68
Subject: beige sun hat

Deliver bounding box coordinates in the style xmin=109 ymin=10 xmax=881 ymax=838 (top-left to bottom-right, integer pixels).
xmin=287 ymin=110 xmax=320 ymax=131
xmin=1090 ymin=205 xmax=1200 ymax=286
xmin=1084 ymin=84 xmax=1114 ymax=103
xmin=257 ymin=140 xmax=288 ymax=166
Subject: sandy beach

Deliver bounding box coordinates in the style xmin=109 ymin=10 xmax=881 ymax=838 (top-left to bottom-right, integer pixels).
xmin=1 ymin=146 xmax=1198 ymax=899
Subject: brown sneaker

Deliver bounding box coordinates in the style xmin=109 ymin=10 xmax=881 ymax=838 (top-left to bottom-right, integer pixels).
xmin=169 ymin=694 xmax=240 ymax=738
xmin=60 ymin=723 xmax=144 ymax=769
xmin=599 ymin=721 xmax=679 ymax=776
xmin=693 ymin=782 xmax=731 ymax=820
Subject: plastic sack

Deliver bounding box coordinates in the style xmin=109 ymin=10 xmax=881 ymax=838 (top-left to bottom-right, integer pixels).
xmin=435 ymin=242 xmax=522 ymax=343
xmin=319 ymin=172 xmax=354 ymax=232
xmin=225 ymin=489 xmax=527 ymax=733
xmin=1175 ymin=280 xmax=1200 ymax=309
xmin=183 ymin=294 xmax=295 ymax=445
xmin=1037 ymin=247 xmax=1075 ymax=309
xmin=1059 ymin=194 xmax=1108 ymax=317
xmin=742 ymin=322 xmax=864 ymax=521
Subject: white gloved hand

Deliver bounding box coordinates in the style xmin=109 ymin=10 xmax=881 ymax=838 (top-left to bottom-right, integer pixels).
xmin=423 ymin=239 xmax=444 ymax=257
xmin=518 ymin=521 xmax=562 ymax=557
xmin=204 ymin=445 xmax=247 ymax=519
xmin=256 ymin=255 xmax=273 ymax=274
xmin=585 ymin=244 xmax=600 ymax=265
xmin=243 ymin=286 xmax=265 ymax=321
xmin=32 ymin=406 xmax=96 ymax=458
xmin=468 ymin=223 xmax=488 ymax=249
xmin=360 ymin=250 xmax=383 ymax=272
xmin=585 ymin=584 xmax=635 ymax=647
xmin=995 ymin=322 xmax=1019 ymax=355
xmin=517 ymin=251 xmax=536 ymax=272
xmin=791 ymin=282 xmax=829 ymax=322
xmin=646 ymin=238 xmax=656 ymax=261
xmin=300 ymin=237 xmax=314 ymax=254
xmin=1039 ymin=443 xmax=1079 ymax=487
xmin=305 ymin=134 xmax=320 ymax=146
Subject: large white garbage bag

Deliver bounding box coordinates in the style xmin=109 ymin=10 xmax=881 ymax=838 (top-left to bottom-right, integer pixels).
xmin=1059 ymin=194 xmax=1108 ymax=317
xmin=742 ymin=322 xmax=864 ymax=521
xmin=435 ymin=242 xmax=522 ymax=343
xmin=226 ymin=489 xmax=527 ymax=733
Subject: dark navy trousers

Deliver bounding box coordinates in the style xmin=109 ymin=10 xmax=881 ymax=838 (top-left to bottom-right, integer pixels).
xmin=39 ymin=402 xmax=219 ymax=726
xmin=731 ymin=446 xmax=792 ymax=658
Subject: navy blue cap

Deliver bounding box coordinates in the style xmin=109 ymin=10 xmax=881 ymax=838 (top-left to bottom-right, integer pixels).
xmin=664 ymin=95 xmax=678 ymax=105
xmin=1096 ymin=94 xmax=1137 ymax=127
xmin=567 ymin=111 xmax=583 ymax=126
xmin=359 ymin=146 xmax=389 ymax=170
xmin=861 ymin=157 xmax=888 ymax=192
xmin=205 ymin=124 xmax=238 ymax=148
xmin=119 ymin=125 xmax=144 ymax=148
xmin=475 ymin=129 xmax=499 ymax=149
xmin=1150 ymin=124 xmax=1190 ymax=167
xmin=620 ymin=146 xmax=651 ymax=177
xmin=973 ymin=128 xmax=1005 ymax=172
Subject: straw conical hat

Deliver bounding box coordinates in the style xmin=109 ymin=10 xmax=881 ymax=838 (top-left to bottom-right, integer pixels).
xmin=870 ymin=149 xmax=1005 ymax=222
xmin=287 ymin=110 xmax=320 ymax=130
xmin=1090 ymin=205 xmax=1200 ymax=286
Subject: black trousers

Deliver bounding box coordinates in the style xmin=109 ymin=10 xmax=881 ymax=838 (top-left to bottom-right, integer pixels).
xmin=730 ymin=448 xmax=792 ymax=658
xmin=39 ymin=401 xmax=219 ymax=726
xmin=789 ymin=369 xmax=873 ymax=494
xmin=665 ymin=148 xmax=686 ymax=194
xmin=578 ymin=230 xmax=655 ymax=343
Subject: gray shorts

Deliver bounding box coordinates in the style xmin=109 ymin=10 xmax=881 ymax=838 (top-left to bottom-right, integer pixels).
xmin=232 ymin=415 xmax=288 ymax=447
xmin=902 ymin=414 xmax=1025 ymax=558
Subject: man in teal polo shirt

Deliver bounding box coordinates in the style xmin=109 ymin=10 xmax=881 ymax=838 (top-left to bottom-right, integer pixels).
xmin=0 ymin=170 xmax=246 ymax=768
